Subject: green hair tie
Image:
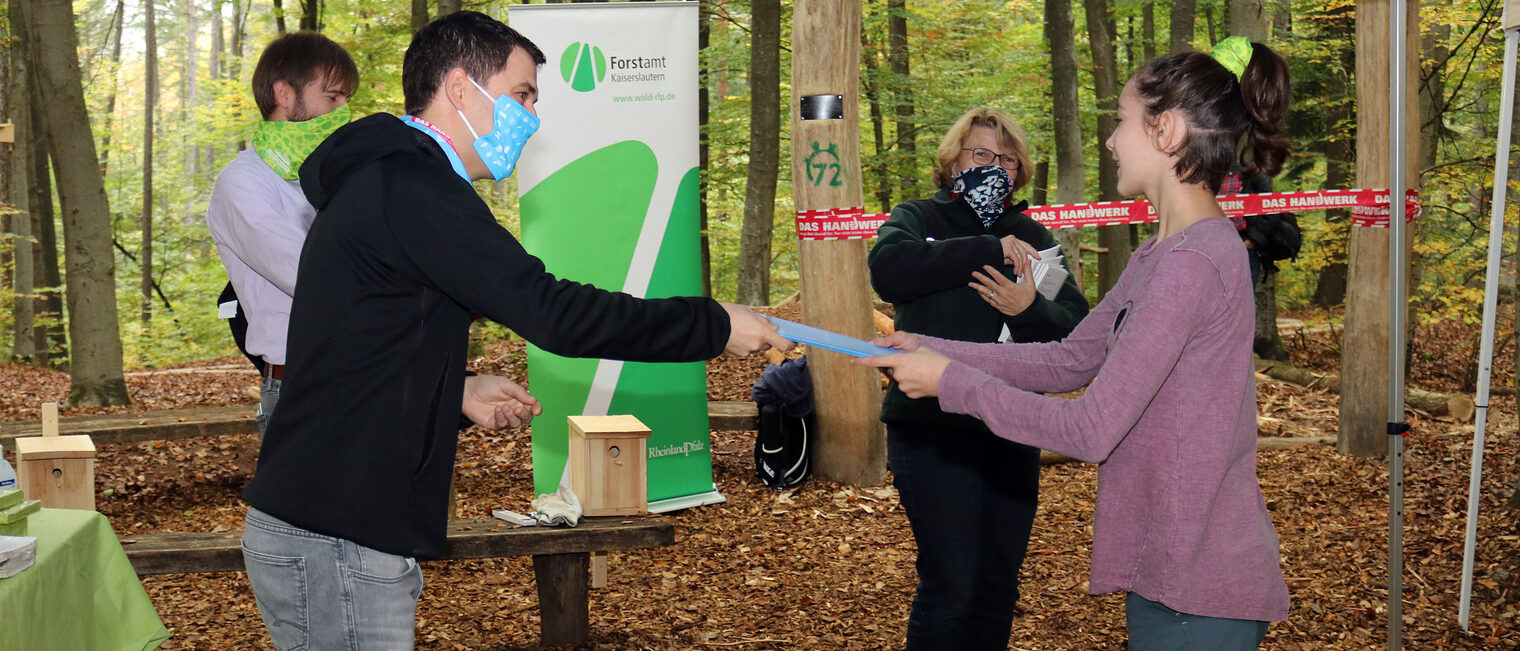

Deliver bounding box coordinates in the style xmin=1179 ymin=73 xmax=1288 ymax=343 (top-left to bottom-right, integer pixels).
xmin=1211 ymin=36 xmax=1253 ymax=81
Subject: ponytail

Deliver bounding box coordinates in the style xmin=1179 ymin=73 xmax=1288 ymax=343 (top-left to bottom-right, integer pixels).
xmin=1238 ymin=43 xmax=1292 ymax=179
xmin=1130 ymin=41 xmax=1292 ymax=192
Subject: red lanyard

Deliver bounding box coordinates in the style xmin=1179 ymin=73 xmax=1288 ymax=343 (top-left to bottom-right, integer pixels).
xmin=408 ymin=116 xmax=457 ymax=150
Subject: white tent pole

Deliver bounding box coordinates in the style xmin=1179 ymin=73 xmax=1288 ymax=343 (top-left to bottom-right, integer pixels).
xmin=1458 ymin=4 xmax=1518 ymax=631
xmin=1387 ymin=0 xmax=1409 ymax=647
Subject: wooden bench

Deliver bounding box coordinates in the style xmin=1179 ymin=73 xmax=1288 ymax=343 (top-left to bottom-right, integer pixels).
xmin=120 ymin=516 xmax=675 ymax=647
xmin=0 ymin=402 xmax=760 ymax=451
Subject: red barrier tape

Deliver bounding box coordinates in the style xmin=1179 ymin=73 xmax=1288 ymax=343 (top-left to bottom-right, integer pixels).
xmin=794 ymin=207 xmax=885 ymax=240
xmin=1022 ymin=188 xmax=1422 ymax=230
xmin=793 ymin=188 xmax=1420 ymax=241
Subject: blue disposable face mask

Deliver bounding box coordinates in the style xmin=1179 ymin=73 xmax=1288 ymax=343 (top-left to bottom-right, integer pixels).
xmin=457 ymin=78 xmax=541 ymax=181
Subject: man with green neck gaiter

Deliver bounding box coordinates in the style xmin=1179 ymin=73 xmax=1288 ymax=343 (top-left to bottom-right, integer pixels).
xmin=205 ymin=32 xmax=359 ymax=436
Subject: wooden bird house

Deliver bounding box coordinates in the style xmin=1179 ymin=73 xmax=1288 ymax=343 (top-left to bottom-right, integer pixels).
xmin=15 ymin=403 xmax=96 ymax=510
xmin=567 ymin=415 xmax=651 ymax=517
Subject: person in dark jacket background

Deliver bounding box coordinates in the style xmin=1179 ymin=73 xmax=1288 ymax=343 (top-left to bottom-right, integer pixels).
xmin=239 ymin=12 xmax=789 ymax=650
xmin=868 ymin=106 xmax=1089 ymax=649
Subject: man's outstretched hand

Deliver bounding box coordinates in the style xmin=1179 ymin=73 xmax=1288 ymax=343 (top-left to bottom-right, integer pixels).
xmin=720 ymin=302 xmax=795 ymax=357
xmin=462 ymin=375 xmax=542 ymax=430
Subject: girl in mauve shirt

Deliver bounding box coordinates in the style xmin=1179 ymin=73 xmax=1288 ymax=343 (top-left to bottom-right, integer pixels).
xmin=859 ymin=38 xmax=1294 ymax=650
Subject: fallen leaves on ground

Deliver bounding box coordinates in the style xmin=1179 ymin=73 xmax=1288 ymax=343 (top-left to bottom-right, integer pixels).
xmin=2 ymin=306 xmax=1517 ymax=649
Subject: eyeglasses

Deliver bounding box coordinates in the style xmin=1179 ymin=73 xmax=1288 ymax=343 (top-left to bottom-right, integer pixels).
xmin=963 ymin=147 xmax=1021 ymax=171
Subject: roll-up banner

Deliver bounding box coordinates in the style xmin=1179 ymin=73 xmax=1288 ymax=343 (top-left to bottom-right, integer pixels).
xmin=510 ymin=1 xmax=721 ymax=512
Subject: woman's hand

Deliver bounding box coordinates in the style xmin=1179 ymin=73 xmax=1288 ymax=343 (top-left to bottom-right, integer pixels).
xmin=854 ymin=347 xmax=952 ymax=399
xmin=971 ymin=265 xmax=1035 ymax=317
xmin=999 ymin=235 xmax=1040 ymax=279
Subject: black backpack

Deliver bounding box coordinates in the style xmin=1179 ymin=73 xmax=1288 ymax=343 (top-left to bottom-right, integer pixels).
xmin=755 ymin=403 xmax=812 ymax=491
xmin=1245 ymin=212 xmax=1302 ymax=264
xmin=218 ymin=282 xmax=266 ymax=373
xmin=751 ymin=356 xmax=814 ymax=491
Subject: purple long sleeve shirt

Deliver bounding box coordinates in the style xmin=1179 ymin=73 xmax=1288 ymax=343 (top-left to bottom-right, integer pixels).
xmin=932 ymin=217 xmax=1290 ymax=622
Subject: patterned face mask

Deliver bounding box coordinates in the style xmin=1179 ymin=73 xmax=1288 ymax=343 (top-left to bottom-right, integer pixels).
xmin=951 ymin=165 xmax=1012 ymax=229
xmin=250 ymin=104 xmax=352 ymax=180
xmin=457 ymin=78 xmax=540 ymax=182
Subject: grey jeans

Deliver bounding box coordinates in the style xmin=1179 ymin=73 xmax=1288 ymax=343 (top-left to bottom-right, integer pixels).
xmin=1126 ymin=592 xmax=1270 ymax=651
xmin=242 ymin=507 xmax=423 ymax=650
xmin=255 ymin=374 xmax=282 ymax=437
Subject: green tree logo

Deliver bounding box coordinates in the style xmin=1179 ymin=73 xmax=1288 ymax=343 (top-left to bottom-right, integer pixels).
xmin=561 ymin=42 xmax=608 ymax=92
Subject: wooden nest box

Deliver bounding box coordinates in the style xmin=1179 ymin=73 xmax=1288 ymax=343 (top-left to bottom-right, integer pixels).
xmin=567 ymin=415 xmax=651 ymax=517
xmin=15 ymin=403 xmax=96 ymax=510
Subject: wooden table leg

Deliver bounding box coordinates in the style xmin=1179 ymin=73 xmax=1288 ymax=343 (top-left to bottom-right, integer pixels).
xmin=532 ymin=552 xmax=589 ymax=647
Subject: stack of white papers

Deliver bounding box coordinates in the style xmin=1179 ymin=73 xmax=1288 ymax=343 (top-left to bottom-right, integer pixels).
xmin=996 ymin=244 xmax=1069 ymax=343
xmin=1020 ymin=244 xmax=1068 ymax=301
xmin=0 ymin=535 xmax=37 ymax=579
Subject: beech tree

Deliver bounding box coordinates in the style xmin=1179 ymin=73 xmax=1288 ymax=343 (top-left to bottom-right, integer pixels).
xmin=1084 ymin=0 xmax=1130 ymax=298
xmin=737 ymin=0 xmax=781 ymax=306
xmin=1045 ymin=0 xmax=1084 ymax=290
xmin=21 ymin=0 xmax=130 ymax=405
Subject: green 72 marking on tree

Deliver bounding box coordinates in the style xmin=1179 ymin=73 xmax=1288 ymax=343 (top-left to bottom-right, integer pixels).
xmin=805 ymin=141 xmax=844 ymax=188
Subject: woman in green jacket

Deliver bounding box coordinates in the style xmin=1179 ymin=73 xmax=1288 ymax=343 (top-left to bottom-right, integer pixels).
xmin=868 ymin=106 xmax=1089 ymax=649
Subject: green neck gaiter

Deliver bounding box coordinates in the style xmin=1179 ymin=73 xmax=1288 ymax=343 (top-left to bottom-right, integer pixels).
xmin=251 ymin=104 xmax=352 ymax=180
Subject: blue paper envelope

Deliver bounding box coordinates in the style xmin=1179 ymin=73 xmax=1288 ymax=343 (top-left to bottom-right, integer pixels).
xmin=767 ymin=316 xmax=903 ymax=357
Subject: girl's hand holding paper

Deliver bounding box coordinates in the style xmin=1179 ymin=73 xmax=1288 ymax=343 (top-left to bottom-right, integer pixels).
xmin=854 ymin=335 xmax=950 ymax=399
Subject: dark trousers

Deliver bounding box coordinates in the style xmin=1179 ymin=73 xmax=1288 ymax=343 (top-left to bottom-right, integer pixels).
xmin=888 ymin=421 xmax=1042 ymax=650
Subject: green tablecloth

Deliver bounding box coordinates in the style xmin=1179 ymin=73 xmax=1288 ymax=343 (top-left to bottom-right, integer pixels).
xmin=0 ymin=509 xmax=170 ymax=650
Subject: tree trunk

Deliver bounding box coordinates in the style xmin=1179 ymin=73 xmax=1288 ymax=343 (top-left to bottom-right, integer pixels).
xmin=0 ymin=41 xmax=9 ymax=325
xmin=887 ymin=0 xmax=914 ymax=200
xmin=208 ymin=0 xmax=223 ymax=170
xmin=23 ymin=0 xmax=130 ymax=405
xmin=272 ymin=0 xmax=287 ymax=33
xmin=1046 ymin=0 xmax=1085 ymax=293
xmin=438 ymin=0 xmax=461 ymax=17
xmin=1142 ymin=0 xmax=1156 ymax=61
xmin=1419 ymin=21 xmax=1452 ymax=187
xmin=100 ymin=0 xmax=126 ymax=178
xmin=698 ymin=0 xmax=711 ymax=297
xmin=31 ymin=78 xmax=64 ymax=365
xmin=5 ymin=16 xmax=37 ymax=363
xmin=1084 ymin=0 xmax=1128 ymax=299
xmin=1171 ymin=0 xmax=1196 ymax=53
xmin=1231 ymin=0 xmax=1269 ymax=42
xmin=1203 ymin=4 xmax=1217 ymax=46
xmin=301 ymin=0 xmax=320 ymax=31
xmin=142 ymin=0 xmax=158 ymax=327
xmin=791 ymin=0 xmax=885 ymax=486
xmin=1315 ymin=27 xmax=1356 ymax=308
xmin=210 ymin=0 xmax=223 ymax=80
xmin=737 ymin=0 xmax=781 ymax=306
xmin=229 ymin=0 xmax=249 ymax=81
xmin=862 ymin=17 xmax=892 ymax=213
xmin=184 ymin=0 xmax=200 ymax=197
xmin=1125 ymin=19 xmax=1136 ymax=75
xmin=1254 ymin=273 xmax=1287 ymax=360
xmin=412 ymin=0 xmax=429 ymax=31
xmin=1341 ymin=0 xmax=1419 ymax=457
xmin=1273 ymin=0 xmax=1292 ymax=34
xmin=1029 ymin=159 xmax=1048 ymax=206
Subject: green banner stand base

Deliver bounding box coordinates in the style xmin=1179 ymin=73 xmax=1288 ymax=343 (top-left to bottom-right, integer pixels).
xmin=648 ymin=488 xmax=726 ymax=514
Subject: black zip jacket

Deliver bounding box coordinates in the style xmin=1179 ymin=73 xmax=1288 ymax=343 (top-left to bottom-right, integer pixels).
xmin=243 ymin=114 xmax=729 ymax=558
xmin=868 ymin=188 xmax=1089 ymax=432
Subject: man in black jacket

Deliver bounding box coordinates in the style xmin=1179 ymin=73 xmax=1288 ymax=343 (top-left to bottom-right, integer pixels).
xmin=240 ymin=12 xmax=788 ymax=649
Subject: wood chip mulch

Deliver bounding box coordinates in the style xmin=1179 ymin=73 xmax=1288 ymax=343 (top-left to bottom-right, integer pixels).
xmin=1 ymin=306 xmax=1516 ymax=649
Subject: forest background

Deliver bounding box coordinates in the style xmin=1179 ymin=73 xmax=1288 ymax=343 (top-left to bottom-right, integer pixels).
xmin=0 ymin=0 xmax=1515 ymax=400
